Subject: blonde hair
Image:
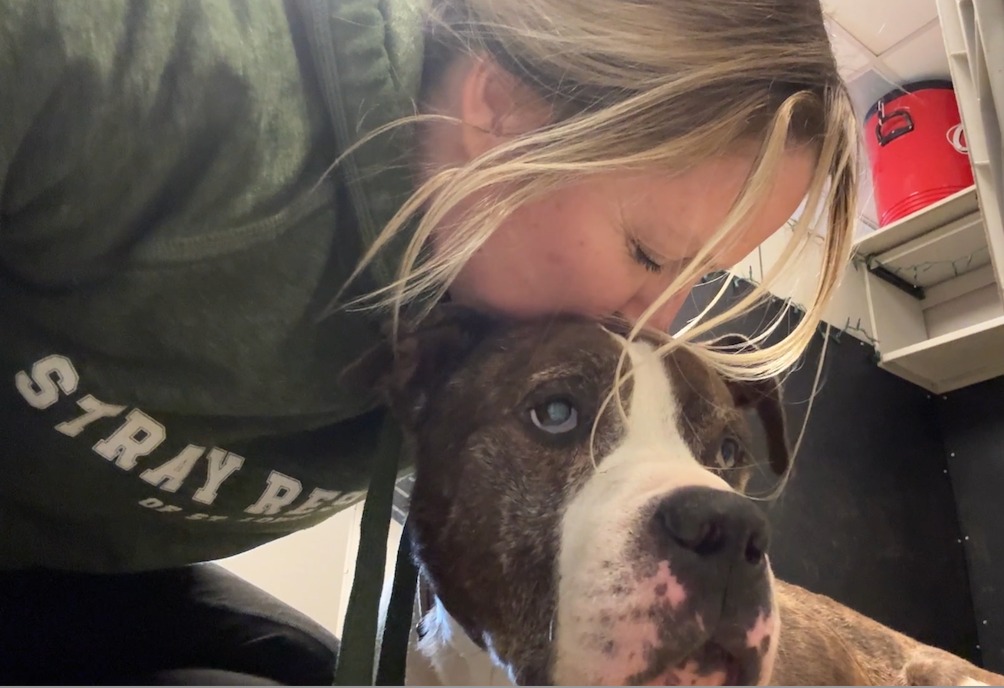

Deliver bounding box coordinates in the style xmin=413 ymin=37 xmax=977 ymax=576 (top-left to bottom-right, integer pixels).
xmin=341 ymin=0 xmax=858 ymax=428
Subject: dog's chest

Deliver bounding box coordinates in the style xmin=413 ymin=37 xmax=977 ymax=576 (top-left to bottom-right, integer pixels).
xmin=405 ymin=602 xmax=514 ymax=686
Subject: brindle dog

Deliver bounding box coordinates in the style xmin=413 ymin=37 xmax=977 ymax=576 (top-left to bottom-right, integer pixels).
xmin=346 ymin=306 xmax=1003 ymax=686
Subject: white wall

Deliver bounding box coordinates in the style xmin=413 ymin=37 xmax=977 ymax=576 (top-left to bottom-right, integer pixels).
xmin=216 ymin=503 xmax=403 ymax=639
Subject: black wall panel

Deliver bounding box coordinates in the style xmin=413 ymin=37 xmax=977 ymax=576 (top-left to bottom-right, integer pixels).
xmin=939 ymin=375 xmax=1004 ymax=672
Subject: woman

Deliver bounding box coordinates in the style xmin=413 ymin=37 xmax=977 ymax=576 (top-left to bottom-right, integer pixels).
xmin=0 ymin=0 xmax=856 ymax=683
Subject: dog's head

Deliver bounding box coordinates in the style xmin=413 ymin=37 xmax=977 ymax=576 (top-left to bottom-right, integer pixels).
xmin=346 ymin=306 xmax=789 ymax=685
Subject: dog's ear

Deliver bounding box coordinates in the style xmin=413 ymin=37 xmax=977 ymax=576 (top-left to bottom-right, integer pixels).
xmin=712 ymin=334 xmax=790 ymax=476
xmin=340 ymin=304 xmax=499 ymax=427
xmin=729 ymin=376 xmax=788 ymax=476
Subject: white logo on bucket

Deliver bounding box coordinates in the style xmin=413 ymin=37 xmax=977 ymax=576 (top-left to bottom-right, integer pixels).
xmin=947 ymin=123 xmax=968 ymax=154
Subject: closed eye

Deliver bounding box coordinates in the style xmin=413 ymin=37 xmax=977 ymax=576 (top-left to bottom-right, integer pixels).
xmin=629 ymin=239 xmax=663 ymax=273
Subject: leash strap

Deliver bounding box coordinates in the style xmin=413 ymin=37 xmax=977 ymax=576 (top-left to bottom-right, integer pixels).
xmin=333 ymin=417 xmax=404 ymax=685
xmin=376 ymin=519 xmax=419 ymax=685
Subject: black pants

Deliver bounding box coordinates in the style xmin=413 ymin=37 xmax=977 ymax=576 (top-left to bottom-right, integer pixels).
xmin=0 ymin=563 xmax=340 ymax=685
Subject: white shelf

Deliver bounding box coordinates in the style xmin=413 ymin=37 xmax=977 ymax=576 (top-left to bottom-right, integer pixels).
xmin=856 ymin=186 xmax=989 ymax=291
xmin=852 ymin=0 xmax=1004 ymax=394
xmin=880 ymin=315 xmax=1004 ymax=393
xmin=856 ymin=185 xmax=1004 ymax=392
xmin=854 ymin=185 xmax=979 ymax=258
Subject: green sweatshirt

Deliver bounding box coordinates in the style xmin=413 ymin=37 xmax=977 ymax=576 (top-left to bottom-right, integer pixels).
xmin=0 ymin=0 xmax=424 ymax=572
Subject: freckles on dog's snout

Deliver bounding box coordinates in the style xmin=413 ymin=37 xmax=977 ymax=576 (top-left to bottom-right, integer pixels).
xmin=744 ymin=609 xmax=774 ymax=654
xmin=648 ymin=560 xmax=688 ymax=610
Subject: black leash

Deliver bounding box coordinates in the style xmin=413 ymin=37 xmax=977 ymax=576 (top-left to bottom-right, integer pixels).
xmin=376 ymin=520 xmax=419 ymax=685
xmin=333 ymin=418 xmax=415 ymax=685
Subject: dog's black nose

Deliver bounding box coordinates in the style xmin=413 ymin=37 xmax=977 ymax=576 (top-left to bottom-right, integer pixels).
xmin=654 ymin=486 xmax=770 ymax=569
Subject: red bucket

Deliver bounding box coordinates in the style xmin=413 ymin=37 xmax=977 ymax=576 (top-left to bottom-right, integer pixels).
xmin=864 ymin=80 xmax=974 ymax=227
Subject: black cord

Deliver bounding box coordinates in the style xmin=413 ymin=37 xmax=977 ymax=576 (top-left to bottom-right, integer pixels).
xmin=333 ymin=418 xmax=403 ymax=685
xmin=376 ymin=521 xmax=419 ymax=685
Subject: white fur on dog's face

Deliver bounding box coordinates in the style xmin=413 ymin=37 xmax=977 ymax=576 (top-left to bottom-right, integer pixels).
xmin=553 ymin=337 xmax=779 ymax=686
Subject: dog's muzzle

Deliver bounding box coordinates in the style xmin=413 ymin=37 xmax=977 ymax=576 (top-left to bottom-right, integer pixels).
xmin=638 ymin=486 xmax=775 ymax=685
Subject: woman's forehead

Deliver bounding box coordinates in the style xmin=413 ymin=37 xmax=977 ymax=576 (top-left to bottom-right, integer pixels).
xmin=616 ymin=150 xmax=814 ymax=249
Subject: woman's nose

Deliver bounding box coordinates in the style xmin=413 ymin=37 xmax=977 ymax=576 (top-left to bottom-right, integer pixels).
xmin=618 ymin=286 xmax=692 ymax=333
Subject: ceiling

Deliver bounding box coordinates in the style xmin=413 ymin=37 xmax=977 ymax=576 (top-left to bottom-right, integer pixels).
xmin=821 ymin=0 xmax=951 ymax=228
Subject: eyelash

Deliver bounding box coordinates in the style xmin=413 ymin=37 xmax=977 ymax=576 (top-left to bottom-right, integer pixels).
xmin=630 ymin=240 xmax=663 ymax=273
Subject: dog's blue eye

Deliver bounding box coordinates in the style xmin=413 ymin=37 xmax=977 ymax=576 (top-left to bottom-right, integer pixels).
xmin=530 ymin=398 xmax=579 ymax=434
xmin=717 ymin=437 xmax=740 ymax=469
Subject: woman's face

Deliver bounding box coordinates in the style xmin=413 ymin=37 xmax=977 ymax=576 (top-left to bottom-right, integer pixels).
xmin=423 ymin=57 xmax=817 ymax=331
xmin=444 ymin=149 xmax=816 ymax=332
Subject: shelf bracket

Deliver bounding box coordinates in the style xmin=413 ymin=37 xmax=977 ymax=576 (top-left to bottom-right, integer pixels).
xmin=864 ymin=255 xmax=926 ymax=300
